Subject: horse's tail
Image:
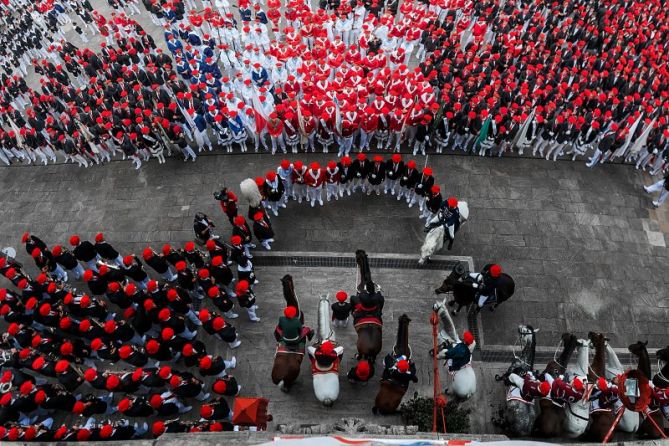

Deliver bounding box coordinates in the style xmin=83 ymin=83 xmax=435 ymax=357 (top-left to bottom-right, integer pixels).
xmin=420 ymin=226 xmax=444 ymax=262
xmin=355 ymin=250 xmax=373 ymax=291
xmin=437 ymin=301 xmax=458 ymax=343
xmin=318 ymin=295 xmax=333 ymax=343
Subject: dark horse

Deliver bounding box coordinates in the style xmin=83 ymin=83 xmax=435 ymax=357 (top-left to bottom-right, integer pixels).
xmin=434 ymin=262 xmax=515 ymax=314
xmin=271 ymin=274 xmax=307 ymax=392
xmin=532 ymin=333 xmax=578 ymax=438
xmin=353 ymin=250 xmax=383 ymax=363
xmin=630 ymin=341 xmax=667 ymax=438
xmin=583 ymin=332 xmax=616 ymax=441
xmin=373 ymin=314 xmax=412 ymax=415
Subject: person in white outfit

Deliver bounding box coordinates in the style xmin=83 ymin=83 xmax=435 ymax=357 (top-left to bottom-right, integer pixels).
xmin=643 ymin=173 xmax=669 ymax=207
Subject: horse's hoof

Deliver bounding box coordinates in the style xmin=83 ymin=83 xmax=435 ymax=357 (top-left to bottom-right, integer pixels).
xmin=372 ymin=406 xmax=378 ymax=415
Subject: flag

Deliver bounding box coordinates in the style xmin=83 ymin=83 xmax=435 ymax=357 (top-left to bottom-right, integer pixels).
xmin=628 ymin=118 xmax=655 ymax=157
xmin=333 ymin=96 xmax=342 ymax=135
xmin=511 ymin=108 xmax=536 ymax=149
xmin=460 ymin=19 xmax=475 ymax=51
xmin=251 ymin=91 xmax=268 ymax=133
xmin=474 ymin=116 xmax=491 ymax=147
xmin=613 ymin=114 xmax=642 ymax=158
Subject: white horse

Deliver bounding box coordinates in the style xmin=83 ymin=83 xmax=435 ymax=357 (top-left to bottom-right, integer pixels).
xmin=605 ymin=343 xmax=639 ymax=433
xmin=501 ymin=325 xmax=539 ymax=437
xmin=308 ymin=295 xmax=342 ymax=407
xmin=240 ymin=178 xmax=263 ymax=208
xmin=419 ymin=202 xmax=469 ymax=265
xmin=433 ymin=298 xmax=476 ymax=399
xmin=563 ymin=338 xmax=591 ymax=438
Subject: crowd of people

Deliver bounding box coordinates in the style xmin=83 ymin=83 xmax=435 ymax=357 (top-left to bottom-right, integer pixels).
xmin=0 ymin=0 xmax=667 ymax=178
xmin=0 ymin=222 xmax=266 ymax=440
xmin=222 ymin=153 xmax=461 ymax=238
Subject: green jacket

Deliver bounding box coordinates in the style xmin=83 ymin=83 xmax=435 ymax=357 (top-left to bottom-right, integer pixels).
xmin=277 ymin=316 xmax=303 ymax=342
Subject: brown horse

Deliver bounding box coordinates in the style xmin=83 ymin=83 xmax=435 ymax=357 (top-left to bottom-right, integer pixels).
xmin=271 ymin=275 xmax=307 ymax=392
xmin=373 ymin=314 xmax=412 ymax=415
xmin=532 ymin=333 xmax=578 ymax=437
xmin=629 ymin=341 xmax=666 ymax=438
xmin=354 ymin=250 xmax=383 ymax=363
xmin=583 ymin=332 xmax=616 ymax=441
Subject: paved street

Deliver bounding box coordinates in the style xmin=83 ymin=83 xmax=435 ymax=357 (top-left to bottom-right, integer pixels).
xmin=2 ymin=152 xmax=668 ymax=349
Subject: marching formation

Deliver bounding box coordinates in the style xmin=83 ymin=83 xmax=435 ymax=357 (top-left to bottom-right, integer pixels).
xmin=0 ymin=225 xmax=271 ymax=440
xmin=0 ymin=0 xmax=668 ymax=182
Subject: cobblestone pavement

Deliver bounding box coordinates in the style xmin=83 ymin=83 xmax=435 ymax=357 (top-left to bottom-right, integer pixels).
xmin=2 ymin=152 xmax=667 ymax=349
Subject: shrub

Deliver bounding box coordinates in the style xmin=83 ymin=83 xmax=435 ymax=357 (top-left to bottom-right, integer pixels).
xmin=400 ymin=392 xmax=471 ymax=433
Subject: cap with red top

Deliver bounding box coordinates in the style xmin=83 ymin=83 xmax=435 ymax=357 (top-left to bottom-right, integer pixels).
xmin=104 ymin=320 xmax=117 ymax=333
xmin=212 ymin=317 xmax=225 ymax=330
xmin=201 ymin=404 xmax=214 ymax=418
xmin=355 ymin=360 xmax=371 ymax=379
xmin=69 ymin=235 xmax=80 ymax=246
xmin=213 ymin=379 xmax=228 ymax=393
xmin=149 ymin=394 xmax=163 ymax=409
xmin=146 ymin=339 xmax=161 ymax=354
xmin=336 ymin=291 xmax=348 ymax=302
xmin=539 ymin=381 xmax=551 ymax=396
xmin=84 ymin=368 xmax=98 ymax=382
xmin=463 ymin=331 xmax=475 ymax=345
xmin=284 ymin=306 xmax=297 ymax=318
xmin=396 ymin=359 xmax=410 ymax=373
xmin=489 ymin=264 xmax=502 ymax=278
xmin=106 ymin=374 xmax=120 ymax=389
xmin=152 ymin=421 xmax=166 ymax=436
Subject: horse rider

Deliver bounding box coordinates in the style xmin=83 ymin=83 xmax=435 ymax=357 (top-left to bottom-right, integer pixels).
xmin=651 ymin=385 xmax=669 ymax=420
xmin=350 ymin=281 xmax=384 ymax=323
xmin=439 ymin=330 xmax=475 ymax=372
xmin=274 ymin=306 xmax=313 ymax=350
xmin=548 ymin=376 xmax=585 ymax=404
xmin=591 ymin=377 xmax=621 ymax=412
xmin=381 ymin=355 xmax=418 ymax=389
xmin=307 ymin=340 xmax=343 ymax=371
xmin=508 ymin=372 xmax=551 ymax=402
xmin=425 ymin=197 xmax=461 ymax=250
xmin=347 ymin=359 xmax=374 ymax=384
xmin=468 ymin=263 xmax=503 ymax=310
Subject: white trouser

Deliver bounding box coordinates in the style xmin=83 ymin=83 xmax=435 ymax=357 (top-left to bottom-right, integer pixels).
xmin=84 ymin=256 xmax=100 ymax=272
xmin=646 ymin=180 xmax=669 ymax=205
xmin=326 ymin=183 xmax=339 ymax=200
xmin=333 ymin=317 xmax=348 ymax=327
xmin=307 ymin=186 xmax=323 ymax=204
xmin=161 ymin=269 xmax=178 ymax=281
xmin=194 ymin=129 xmax=213 ymax=150
xmin=293 ymin=184 xmax=306 ymax=202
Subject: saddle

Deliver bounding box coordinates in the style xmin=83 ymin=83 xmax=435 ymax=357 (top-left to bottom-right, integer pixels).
xmin=276 ymin=343 xmax=305 ymax=355
xmin=354 ymin=316 xmax=383 ymax=329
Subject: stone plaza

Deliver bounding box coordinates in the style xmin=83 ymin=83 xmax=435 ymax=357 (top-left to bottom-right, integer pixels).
xmin=2 ymin=150 xmax=668 ymax=436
